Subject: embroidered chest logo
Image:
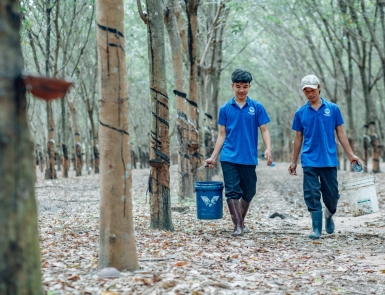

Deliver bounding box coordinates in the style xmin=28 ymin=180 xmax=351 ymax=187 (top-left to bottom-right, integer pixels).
xmin=324 ymin=108 xmax=331 ymax=117
xmin=248 ymin=107 xmax=255 ymax=115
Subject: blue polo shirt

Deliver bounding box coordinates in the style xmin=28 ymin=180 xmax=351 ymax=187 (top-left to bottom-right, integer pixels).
xmin=218 ymin=97 xmax=270 ymax=165
xmin=292 ymin=98 xmax=344 ymax=167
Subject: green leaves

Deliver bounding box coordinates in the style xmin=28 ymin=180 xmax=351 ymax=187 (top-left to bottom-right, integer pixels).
xmin=226 ymin=1 xmax=244 ymax=12
xmin=230 ymin=20 xmax=243 ymax=34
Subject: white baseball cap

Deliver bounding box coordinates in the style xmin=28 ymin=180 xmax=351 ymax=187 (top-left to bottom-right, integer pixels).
xmin=301 ymin=75 xmax=320 ymax=90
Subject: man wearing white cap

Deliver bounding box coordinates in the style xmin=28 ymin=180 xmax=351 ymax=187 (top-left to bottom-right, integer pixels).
xmin=288 ymin=75 xmax=360 ymax=239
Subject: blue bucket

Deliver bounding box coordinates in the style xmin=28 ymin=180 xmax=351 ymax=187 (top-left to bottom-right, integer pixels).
xmin=195 ymin=181 xmax=223 ymax=220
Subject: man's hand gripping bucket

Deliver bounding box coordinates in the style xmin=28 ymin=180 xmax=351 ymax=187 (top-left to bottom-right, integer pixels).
xmin=341 ymin=163 xmax=379 ymax=217
xmin=194 ymin=166 xmax=224 ymax=220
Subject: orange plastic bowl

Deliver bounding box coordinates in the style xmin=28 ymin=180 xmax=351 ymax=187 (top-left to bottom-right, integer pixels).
xmin=22 ymin=74 xmax=73 ymax=101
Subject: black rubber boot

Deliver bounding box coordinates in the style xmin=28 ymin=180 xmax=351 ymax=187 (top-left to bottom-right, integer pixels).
xmin=324 ymin=207 xmax=335 ymax=234
xmin=227 ymin=199 xmax=243 ymax=236
xmin=240 ymin=199 xmax=251 ymax=232
xmin=309 ymin=211 xmax=322 ymax=239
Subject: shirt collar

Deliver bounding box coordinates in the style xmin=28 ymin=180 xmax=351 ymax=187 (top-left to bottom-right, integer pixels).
xmin=231 ymin=96 xmax=250 ymax=105
xmin=306 ymin=97 xmax=325 ymax=108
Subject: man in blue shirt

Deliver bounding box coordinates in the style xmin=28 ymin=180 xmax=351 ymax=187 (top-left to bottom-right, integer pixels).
xmin=288 ymin=75 xmax=360 ymax=239
xmin=205 ymin=69 xmax=273 ymax=236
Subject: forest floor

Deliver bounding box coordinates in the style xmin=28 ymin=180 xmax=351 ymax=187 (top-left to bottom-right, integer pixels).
xmin=36 ymin=161 xmax=385 ymax=295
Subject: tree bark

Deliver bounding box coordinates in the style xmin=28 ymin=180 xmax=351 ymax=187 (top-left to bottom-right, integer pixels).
xmin=96 ymin=0 xmax=139 ymax=271
xmin=68 ymin=95 xmax=82 ymax=176
xmin=61 ymin=96 xmax=69 ymax=178
xmin=185 ymin=0 xmax=203 ymax=183
xmin=87 ymin=96 xmax=99 ymax=174
xmin=346 ymin=0 xmax=381 ymax=171
xmin=164 ymin=0 xmax=193 ymax=201
xmin=200 ymin=3 xmax=226 ymax=180
xmin=44 ymin=0 xmax=57 ymax=180
xmin=145 ymin=0 xmax=174 ymax=231
xmin=0 ymin=1 xmax=43 ymax=293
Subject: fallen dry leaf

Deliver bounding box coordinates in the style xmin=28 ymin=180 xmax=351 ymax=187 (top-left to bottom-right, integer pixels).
xmin=159 ymin=280 xmax=177 ymax=288
xmin=175 ymin=261 xmax=188 ymax=266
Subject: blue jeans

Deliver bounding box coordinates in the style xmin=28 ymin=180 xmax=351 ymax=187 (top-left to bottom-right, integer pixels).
xmin=221 ymin=161 xmax=257 ymax=202
xmin=303 ymin=167 xmax=339 ymax=213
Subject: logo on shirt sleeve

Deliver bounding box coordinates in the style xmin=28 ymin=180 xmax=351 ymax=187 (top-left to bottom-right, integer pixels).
xmin=324 ymin=108 xmax=331 ymax=117
xmin=248 ymin=107 xmax=255 ymax=115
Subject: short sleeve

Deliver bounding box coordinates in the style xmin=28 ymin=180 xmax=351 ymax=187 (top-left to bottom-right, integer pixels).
xmin=218 ymin=105 xmax=227 ymax=126
xmin=257 ymin=104 xmax=270 ymax=127
xmin=335 ymin=106 xmax=344 ymax=127
xmin=292 ymin=111 xmax=303 ymax=132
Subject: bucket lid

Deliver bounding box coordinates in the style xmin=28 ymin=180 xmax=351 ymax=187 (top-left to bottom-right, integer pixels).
xmin=194 ymin=181 xmax=223 ymax=189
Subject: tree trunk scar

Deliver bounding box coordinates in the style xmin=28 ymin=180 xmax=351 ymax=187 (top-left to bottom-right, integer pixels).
xmin=151 ymin=96 xmax=169 ymax=110
xmin=97 ymin=23 xmax=125 ymax=38
xmin=151 ymin=111 xmax=169 ymax=127
xmin=173 ymin=89 xmax=187 ymax=98
xmin=150 ymin=133 xmax=162 ymax=145
xmin=153 ymin=148 xmax=170 ymax=164
xmin=179 ymin=95 xmax=198 ymax=108
xmin=204 ymin=113 xmax=212 ymax=119
xmin=99 ymin=120 xmax=129 ymax=135
xmin=177 ymin=110 xmax=188 ymax=121
xmin=108 ymin=43 xmax=125 ymax=51
xmin=150 ymin=87 xmax=169 ymax=100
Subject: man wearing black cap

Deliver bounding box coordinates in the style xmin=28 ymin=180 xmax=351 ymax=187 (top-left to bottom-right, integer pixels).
xmin=205 ymin=69 xmax=273 ymax=236
xmin=288 ymin=75 xmax=360 ymax=239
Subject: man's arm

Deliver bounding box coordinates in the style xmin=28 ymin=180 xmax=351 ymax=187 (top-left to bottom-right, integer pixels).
xmin=335 ymin=125 xmax=360 ymax=164
xmin=259 ymin=124 xmax=273 ymax=165
xmin=288 ymin=131 xmax=303 ymax=175
xmin=205 ymin=125 xmax=226 ymax=168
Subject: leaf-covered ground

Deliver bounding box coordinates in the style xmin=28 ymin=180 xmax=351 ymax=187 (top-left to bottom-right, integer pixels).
xmin=36 ymin=162 xmax=385 ymax=294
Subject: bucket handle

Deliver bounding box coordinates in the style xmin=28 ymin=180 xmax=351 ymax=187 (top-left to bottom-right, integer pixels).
xmin=342 ymin=163 xmax=373 ymax=182
xmin=193 ymin=165 xmax=223 ymax=183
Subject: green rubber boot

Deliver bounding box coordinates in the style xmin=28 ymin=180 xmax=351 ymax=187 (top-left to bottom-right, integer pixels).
xmin=309 ymin=211 xmax=322 ymax=239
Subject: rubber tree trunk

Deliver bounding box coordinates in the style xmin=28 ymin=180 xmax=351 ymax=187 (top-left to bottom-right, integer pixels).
xmin=45 ymin=137 xmax=57 ymax=179
xmin=200 ymin=3 xmax=226 ymax=181
xmin=145 ymin=0 xmax=174 ymax=231
xmin=185 ymin=0 xmax=204 ymax=182
xmin=369 ymin=123 xmax=381 ymax=173
xmin=56 ymin=134 xmax=61 ymax=172
xmin=96 ymin=0 xmax=139 ymax=271
xmin=44 ymin=0 xmax=57 ymax=180
xmin=347 ymin=1 xmax=381 ymax=172
xmin=68 ymin=96 xmax=82 ymax=176
xmin=87 ymin=100 xmax=99 ymax=174
xmin=363 ymin=129 xmax=370 ymax=173
xmin=164 ymin=0 xmax=193 ymax=202
xmin=38 ymin=145 xmax=44 ymax=173
xmin=61 ymin=97 xmax=69 ymax=178
xmin=0 ymin=2 xmax=43 ymax=293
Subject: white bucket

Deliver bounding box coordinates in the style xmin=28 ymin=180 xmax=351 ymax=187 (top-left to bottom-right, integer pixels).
xmin=341 ymin=175 xmax=379 ymax=217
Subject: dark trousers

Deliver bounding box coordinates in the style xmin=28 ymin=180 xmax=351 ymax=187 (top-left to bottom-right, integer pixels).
xmin=303 ymin=167 xmax=339 ymax=214
xmin=221 ymin=161 xmax=257 ymax=202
